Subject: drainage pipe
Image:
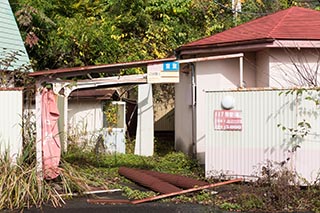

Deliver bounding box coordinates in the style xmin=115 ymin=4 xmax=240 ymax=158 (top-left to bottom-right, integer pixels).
xmin=190 ymin=63 xmax=197 ymax=157
xmin=239 ymin=55 xmax=244 ymax=88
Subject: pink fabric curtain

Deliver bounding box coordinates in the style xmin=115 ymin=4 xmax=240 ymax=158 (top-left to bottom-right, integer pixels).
xmin=41 ymin=88 xmax=61 ymax=179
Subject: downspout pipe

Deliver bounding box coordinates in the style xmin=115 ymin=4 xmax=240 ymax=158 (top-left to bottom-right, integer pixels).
xmin=190 ymin=63 xmax=197 ymax=158
xmin=239 ymin=55 xmax=244 ymax=88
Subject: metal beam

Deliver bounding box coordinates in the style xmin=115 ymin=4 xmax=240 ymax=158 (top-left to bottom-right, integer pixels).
xmin=177 ymin=53 xmax=244 ymax=64
xmin=29 ymin=58 xmax=174 ymax=78
xmin=49 ymin=74 xmax=147 ymax=96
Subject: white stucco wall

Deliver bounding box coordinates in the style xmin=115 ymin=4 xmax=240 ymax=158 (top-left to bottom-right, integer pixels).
xmin=175 ymin=71 xmax=193 ymax=155
xmin=242 ymin=52 xmax=257 ymax=88
xmin=256 ymin=50 xmax=270 ymax=87
xmin=68 ymin=99 xmax=103 ymax=134
xmin=269 ymin=49 xmax=320 ymax=87
xmin=175 ymin=54 xmax=256 ymax=163
xmin=195 ymin=56 xmax=256 ymax=163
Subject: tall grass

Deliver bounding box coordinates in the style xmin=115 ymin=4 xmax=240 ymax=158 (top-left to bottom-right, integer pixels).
xmin=0 ymin=155 xmax=57 ymax=210
xmin=0 ymin=110 xmax=95 ymax=211
xmin=0 ymin=154 xmax=92 ymax=211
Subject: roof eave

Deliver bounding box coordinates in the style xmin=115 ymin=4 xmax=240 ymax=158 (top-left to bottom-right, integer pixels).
xmin=29 ymin=57 xmax=176 ymax=79
xmin=179 ymin=38 xmax=274 ymax=50
xmin=177 ymin=39 xmax=275 ymax=57
xmin=177 ymin=39 xmax=320 ymax=57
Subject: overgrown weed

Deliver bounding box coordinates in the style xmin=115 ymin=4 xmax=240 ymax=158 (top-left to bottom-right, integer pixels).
xmin=63 ymin=143 xmax=320 ymax=212
xmin=213 ymin=161 xmax=320 ymax=212
xmin=0 ymin=109 xmax=106 ymax=211
xmin=0 ymin=155 xmax=91 ymax=211
xmin=64 ymin=147 xmax=203 ymax=179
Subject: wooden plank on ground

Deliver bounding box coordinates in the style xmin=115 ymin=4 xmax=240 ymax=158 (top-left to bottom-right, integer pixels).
xmin=87 ymin=199 xmax=131 ymax=204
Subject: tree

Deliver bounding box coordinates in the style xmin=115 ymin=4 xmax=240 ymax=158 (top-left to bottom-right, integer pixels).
xmin=9 ymin=0 xmax=234 ymax=71
xmin=239 ymin=0 xmax=319 ymax=24
xmin=11 ymin=0 xmax=319 ymax=72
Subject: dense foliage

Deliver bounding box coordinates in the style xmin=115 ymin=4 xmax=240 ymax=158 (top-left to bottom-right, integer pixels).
xmin=9 ymin=0 xmax=319 ymax=71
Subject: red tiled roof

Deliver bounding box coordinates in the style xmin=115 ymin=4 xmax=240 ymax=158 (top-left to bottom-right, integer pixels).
xmin=182 ymin=7 xmax=320 ymax=48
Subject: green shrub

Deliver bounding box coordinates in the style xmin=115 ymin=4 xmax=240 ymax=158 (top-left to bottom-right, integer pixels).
xmin=121 ymin=186 xmax=156 ymax=200
xmin=153 ymin=152 xmax=202 ymax=176
xmin=64 ymin=148 xmax=203 ymax=176
xmin=238 ymin=193 xmax=264 ymax=211
xmin=219 ymin=202 xmax=241 ymax=211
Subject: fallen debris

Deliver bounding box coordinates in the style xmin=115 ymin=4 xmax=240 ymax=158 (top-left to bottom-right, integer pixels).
xmin=59 ymin=189 xmax=122 ymax=197
xmin=87 ymin=199 xmax=131 ymax=204
xmin=137 ymin=169 xmax=208 ymax=189
xmin=118 ymin=167 xmax=181 ymax=194
xmin=86 ymin=178 xmax=243 ymax=205
xmin=119 ymin=167 xmax=208 ymax=190
xmin=131 ymin=178 xmax=243 ymax=204
xmin=83 ymin=189 xmax=122 ymax=195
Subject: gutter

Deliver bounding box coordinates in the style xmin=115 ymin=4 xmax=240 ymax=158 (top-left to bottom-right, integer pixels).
xmin=178 ymin=38 xmax=275 ymax=51
xmin=177 ymin=38 xmax=275 ymax=57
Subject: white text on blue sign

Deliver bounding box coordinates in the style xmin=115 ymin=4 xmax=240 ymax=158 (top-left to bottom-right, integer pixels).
xmin=163 ymin=62 xmax=179 ymax=72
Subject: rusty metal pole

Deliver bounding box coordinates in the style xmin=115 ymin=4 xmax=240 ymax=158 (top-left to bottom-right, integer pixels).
xmin=118 ymin=167 xmax=181 ymax=194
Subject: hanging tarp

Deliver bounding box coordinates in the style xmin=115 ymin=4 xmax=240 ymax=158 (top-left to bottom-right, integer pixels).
xmin=41 ymin=88 xmax=61 ymax=179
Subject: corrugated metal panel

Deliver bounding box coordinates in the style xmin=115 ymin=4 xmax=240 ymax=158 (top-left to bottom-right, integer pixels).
xmin=205 ymin=89 xmax=320 ymax=183
xmin=0 ymin=90 xmax=23 ymax=160
xmin=0 ymin=0 xmax=31 ymax=70
xmin=294 ymin=90 xmax=320 ymax=182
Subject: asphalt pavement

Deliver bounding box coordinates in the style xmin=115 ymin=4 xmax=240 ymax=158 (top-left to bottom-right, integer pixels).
xmin=30 ymin=199 xmax=213 ymax=213
xmin=21 ymin=191 xmax=221 ymax=213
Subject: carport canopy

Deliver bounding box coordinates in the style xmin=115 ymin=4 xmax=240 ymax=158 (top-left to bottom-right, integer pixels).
xmin=30 ymin=53 xmax=244 ymax=179
xmin=30 ymin=57 xmax=175 ymax=179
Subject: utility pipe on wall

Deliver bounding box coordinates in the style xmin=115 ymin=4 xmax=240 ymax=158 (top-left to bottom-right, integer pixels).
xmin=190 ymin=63 xmax=197 ymax=157
xmin=239 ymin=55 xmax=244 ymax=88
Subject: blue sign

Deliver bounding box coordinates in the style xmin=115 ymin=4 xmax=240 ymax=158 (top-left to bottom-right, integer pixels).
xmin=163 ymin=62 xmax=179 ymax=72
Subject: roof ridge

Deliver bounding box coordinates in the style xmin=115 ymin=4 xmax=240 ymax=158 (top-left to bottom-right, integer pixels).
xmin=267 ymin=7 xmax=293 ymax=38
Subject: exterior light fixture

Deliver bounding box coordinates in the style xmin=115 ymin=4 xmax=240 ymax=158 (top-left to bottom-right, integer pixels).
xmin=221 ymin=95 xmax=235 ymax=110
